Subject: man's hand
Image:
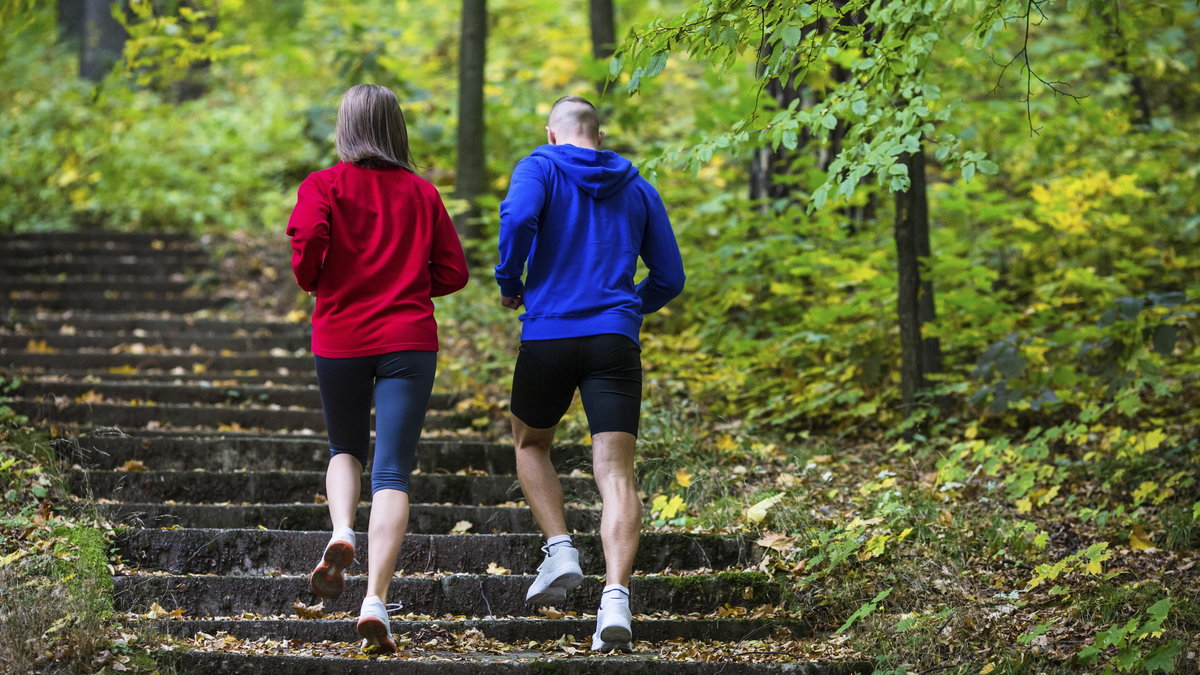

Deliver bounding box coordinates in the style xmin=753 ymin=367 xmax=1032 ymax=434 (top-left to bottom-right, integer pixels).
xmin=500 ymin=294 xmax=523 ymax=310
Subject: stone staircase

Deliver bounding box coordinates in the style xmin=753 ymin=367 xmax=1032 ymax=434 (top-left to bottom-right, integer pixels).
xmin=0 ymin=231 xmax=861 ymax=673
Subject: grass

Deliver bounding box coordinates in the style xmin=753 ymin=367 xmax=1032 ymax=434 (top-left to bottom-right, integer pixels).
xmin=0 ymin=413 xmax=165 ymax=673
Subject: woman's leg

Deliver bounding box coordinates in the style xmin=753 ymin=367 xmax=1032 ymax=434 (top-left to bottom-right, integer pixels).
xmin=364 ymin=351 xmax=437 ymax=604
xmin=314 ymin=355 xmax=375 ymax=530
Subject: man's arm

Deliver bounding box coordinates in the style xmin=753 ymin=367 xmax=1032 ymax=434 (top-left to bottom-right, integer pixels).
xmin=494 ymin=158 xmax=548 ymax=306
xmin=285 ymin=175 xmax=330 ymax=293
xmin=635 ymin=186 xmax=686 ymax=314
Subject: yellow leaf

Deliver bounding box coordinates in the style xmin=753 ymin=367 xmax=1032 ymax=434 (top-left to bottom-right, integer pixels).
xmin=192 ymin=363 xmax=207 ymax=374
xmin=108 ymin=365 xmax=138 ymax=375
xmin=1129 ymin=524 xmax=1155 ymax=551
xmin=117 ymin=460 xmax=148 ymax=472
xmin=715 ymin=434 xmax=738 ymax=453
xmin=486 ymin=562 xmax=510 ymax=575
xmin=450 ymin=520 xmax=473 ymax=534
xmin=75 ymin=390 xmax=105 ymax=404
xmin=0 ymin=550 xmax=28 ymax=567
xmin=1141 ymin=429 xmax=1167 ymax=452
xmin=745 ymin=493 xmax=785 ymax=524
xmin=652 ymin=494 xmax=685 ymax=520
xmin=980 ymin=663 xmax=996 ymax=674
xmin=675 ymin=468 xmax=693 ymax=488
xmin=25 ymin=339 xmax=56 ymax=354
xmin=286 ymin=309 xmax=308 ymax=323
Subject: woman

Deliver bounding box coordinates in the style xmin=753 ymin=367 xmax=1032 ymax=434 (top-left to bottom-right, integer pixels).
xmin=286 ymin=84 xmax=469 ymax=653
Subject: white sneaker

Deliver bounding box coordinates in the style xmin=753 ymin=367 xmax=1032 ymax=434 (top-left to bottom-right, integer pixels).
xmin=357 ymin=595 xmax=403 ymax=654
xmin=524 ymin=543 xmax=583 ymax=605
xmin=591 ymin=590 xmax=633 ymax=652
xmin=309 ymin=529 xmax=355 ymax=600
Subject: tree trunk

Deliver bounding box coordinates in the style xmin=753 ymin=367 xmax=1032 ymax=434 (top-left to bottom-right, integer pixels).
xmin=894 ymin=144 xmax=940 ymax=409
xmin=169 ymin=0 xmax=215 ymax=102
xmin=58 ymin=0 xmax=85 ymax=43
xmin=589 ymin=0 xmax=616 ymax=94
xmin=80 ymin=0 xmax=127 ymax=81
xmin=454 ymin=0 xmax=487 ymax=248
xmin=748 ymin=45 xmax=807 ymax=210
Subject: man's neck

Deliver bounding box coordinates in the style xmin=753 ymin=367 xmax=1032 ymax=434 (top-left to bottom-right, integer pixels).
xmin=555 ymin=138 xmax=599 ymax=151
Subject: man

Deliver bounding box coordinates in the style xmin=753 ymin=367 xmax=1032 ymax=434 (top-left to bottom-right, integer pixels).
xmin=494 ymin=95 xmax=685 ymax=653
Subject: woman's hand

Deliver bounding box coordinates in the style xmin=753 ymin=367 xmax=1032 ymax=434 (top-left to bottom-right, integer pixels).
xmin=499 ymin=294 xmax=523 ymax=310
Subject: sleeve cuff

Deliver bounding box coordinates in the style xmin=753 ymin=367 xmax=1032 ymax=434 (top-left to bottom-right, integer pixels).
xmin=496 ymin=277 xmax=524 ymax=298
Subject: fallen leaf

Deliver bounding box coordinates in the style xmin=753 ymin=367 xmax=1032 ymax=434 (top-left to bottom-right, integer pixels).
xmin=1130 ymin=524 xmax=1156 ymax=551
xmin=486 ymin=562 xmax=510 ymax=575
xmin=292 ymin=599 xmax=325 ymax=619
xmin=450 ymin=520 xmax=473 ymax=534
xmin=675 ymin=468 xmax=693 ymax=488
xmin=117 ymin=460 xmax=148 ymax=472
xmin=745 ymin=493 xmax=786 ymax=524
xmin=755 ymin=532 xmax=793 ymax=552
xmin=537 ymin=606 xmax=565 ymax=619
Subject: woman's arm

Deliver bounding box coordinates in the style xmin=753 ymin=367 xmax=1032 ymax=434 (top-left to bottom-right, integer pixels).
xmin=429 ymin=195 xmax=470 ymax=297
xmin=285 ymin=175 xmax=331 ymax=292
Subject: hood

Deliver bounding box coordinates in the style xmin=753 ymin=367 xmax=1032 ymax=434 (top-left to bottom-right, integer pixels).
xmin=530 ymin=144 xmax=640 ymax=200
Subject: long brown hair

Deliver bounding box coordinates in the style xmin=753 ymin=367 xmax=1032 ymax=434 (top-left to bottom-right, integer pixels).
xmin=335 ymin=84 xmax=416 ymax=170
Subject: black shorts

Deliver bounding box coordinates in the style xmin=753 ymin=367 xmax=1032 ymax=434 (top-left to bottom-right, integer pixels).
xmin=510 ymin=334 xmax=642 ymax=436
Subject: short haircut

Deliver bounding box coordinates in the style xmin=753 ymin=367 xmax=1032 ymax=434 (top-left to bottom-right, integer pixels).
xmin=335 ymin=84 xmax=415 ymax=170
xmin=548 ymin=95 xmax=600 ymax=139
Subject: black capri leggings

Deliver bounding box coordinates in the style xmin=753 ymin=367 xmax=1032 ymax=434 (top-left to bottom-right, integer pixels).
xmin=314 ymin=350 xmax=436 ymax=494
xmin=510 ymin=333 xmax=642 ymax=436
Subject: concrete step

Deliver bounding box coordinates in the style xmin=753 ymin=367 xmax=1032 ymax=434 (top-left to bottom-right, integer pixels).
xmin=113 ymin=572 xmax=780 ymax=617
xmin=65 ymin=434 xmax=584 ymax=474
xmin=76 ymin=471 xmax=594 ymax=505
xmin=116 ymin=530 xmax=758 ymax=576
xmin=2 ymin=369 xmax=320 ymax=387
xmin=1 ymin=350 xmax=312 ymax=373
xmin=0 ymin=333 xmax=311 ymax=353
xmin=0 ymin=294 xmax=224 ymax=313
xmin=0 ymin=278 xmax=194 ymax=293
xmin=1 ymin=231 xmax=193 ymax=245
xmin=0 ymin=248 xmax=207 ymax=264
xmin=102 ymin=503 xmax=601 ymax=534
xmin=149 ymin=616 xmax=810 ymax=645
xmin=159 ymin=651 xmax=861 ymax=674
xmin=19 ymin=380 xmax=461 ymax=411
xmin=1 ymin=314 xmax=310 ymax=338
xmin=9 ymin=398 xmax=474 ymax=433
xmin=0 ymin=259 xmax=205 ymax=276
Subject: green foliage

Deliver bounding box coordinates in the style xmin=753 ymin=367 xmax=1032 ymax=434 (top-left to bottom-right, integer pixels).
xmin=1077 ymin=599 xmax=1183 ymax=673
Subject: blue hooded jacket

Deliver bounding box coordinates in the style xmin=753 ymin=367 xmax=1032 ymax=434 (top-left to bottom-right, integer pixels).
xmin=495 ymin=144 xmax=685 ymax=344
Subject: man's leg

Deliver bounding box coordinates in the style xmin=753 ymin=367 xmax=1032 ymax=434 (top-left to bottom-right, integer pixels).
xmin=591 ymin=431 xmax=640 ymax=587
xmin=512 ymin=417 xmax=568 ymax=538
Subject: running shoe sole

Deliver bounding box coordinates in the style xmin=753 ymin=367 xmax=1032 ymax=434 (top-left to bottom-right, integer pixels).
xmin=591 ymin=637 xmax=634 ymax=653
xmin=357 ymin=616 xmax=397 ymax=654
xmin=599 ymin=623 xmax=633 ymax=643
xmin=525 ymin=570 xmax=583 ymax=605
xmin=309 ymin=540 xmax=354 ymax=600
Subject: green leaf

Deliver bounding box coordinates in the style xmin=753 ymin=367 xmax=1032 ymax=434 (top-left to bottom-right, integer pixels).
xmin=851 ymin=99 xmax=867 ymax=116
xmin=962 ymin=162 xmax=976 ymax=182
xmin=835 ymin=587 xmax=892 ymax=634
xmin=1142 ymin=640 xmax=1183 ymax=672
xmin=644 ymin=51 xmax=669 ymax=78
xmin=608 ymin=54 xmax=625 ymax=78
xmin=780 ymin=25 xmax=802 ymax=47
